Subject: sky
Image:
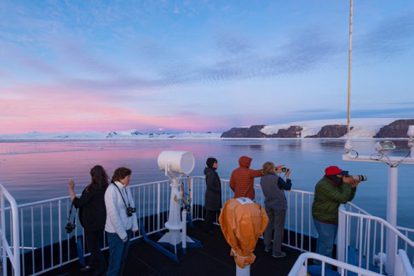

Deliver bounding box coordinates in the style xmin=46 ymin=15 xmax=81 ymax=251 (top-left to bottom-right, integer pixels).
xmin=1 ymin=0 xmax=414 ymax=134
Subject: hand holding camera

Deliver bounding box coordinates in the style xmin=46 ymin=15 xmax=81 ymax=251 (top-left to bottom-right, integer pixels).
xmin=343 ymin=174 xmax=367 ymax=188
xmin=277 ymin=166 xmax=290 ymax=173
xmin=275 ymin=165 xmax=284 ymax=173
xmin=285 ymin=168 xmax=292 ymax=178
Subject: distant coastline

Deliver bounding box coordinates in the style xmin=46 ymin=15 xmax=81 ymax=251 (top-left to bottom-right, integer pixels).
xmin=1 ymin=118 xmax=413 ymax=141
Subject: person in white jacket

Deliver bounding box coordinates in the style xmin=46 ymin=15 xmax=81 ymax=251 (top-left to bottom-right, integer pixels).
xmin=105 ymin=167 xmax=138 ymax=276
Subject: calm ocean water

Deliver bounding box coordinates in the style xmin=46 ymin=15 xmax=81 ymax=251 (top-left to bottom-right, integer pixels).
xmin=0 ymin=139 xmax=413 ymax=228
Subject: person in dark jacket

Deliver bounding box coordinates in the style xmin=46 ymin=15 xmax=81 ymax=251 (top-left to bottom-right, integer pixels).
xmin=312 ymin=165 xmax=360 ymax=259
xmin=68 ymin=165 xmax=109 ymax=275
xmin=260 ymin=161 xmax=292 ymax=258
xmin=204 ymin=157 xmax=222 ymax=232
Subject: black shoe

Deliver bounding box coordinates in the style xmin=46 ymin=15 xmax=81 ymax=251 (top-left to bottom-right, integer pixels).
xmin=80 ymin=265 xmax=92 ymax=272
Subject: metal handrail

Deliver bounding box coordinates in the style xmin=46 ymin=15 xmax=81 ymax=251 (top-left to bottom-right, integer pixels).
xmin=339 ymin=206 xmax=414 ymax=247
xmin=338 ymin=205 xmax=414 ymax=275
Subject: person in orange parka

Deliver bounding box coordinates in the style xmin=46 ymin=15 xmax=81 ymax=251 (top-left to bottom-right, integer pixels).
xmin=230 ymin=156 xmax=263 ymax=200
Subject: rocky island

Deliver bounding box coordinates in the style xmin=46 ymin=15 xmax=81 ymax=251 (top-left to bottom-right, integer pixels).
xmin=221 ymin=119 xmax=414 ymax=138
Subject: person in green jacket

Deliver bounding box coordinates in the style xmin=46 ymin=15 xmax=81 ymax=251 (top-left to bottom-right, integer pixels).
xmin=312 ymin=165 xmax=360 ymax=259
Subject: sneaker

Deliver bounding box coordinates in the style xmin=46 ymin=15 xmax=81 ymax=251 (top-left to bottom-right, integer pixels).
xmin=272 ymin=252 xmax=287 ymax=258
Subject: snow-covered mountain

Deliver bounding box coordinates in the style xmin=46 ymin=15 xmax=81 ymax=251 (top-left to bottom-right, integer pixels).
xmin=0 ymin=130 xmax=222 ymax=140
xmin=261 ymin=118 xmax=397 ymax=138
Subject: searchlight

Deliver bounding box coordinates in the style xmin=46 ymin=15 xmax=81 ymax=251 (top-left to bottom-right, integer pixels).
xmin=157 ymin=151 xmax=198 ymax=254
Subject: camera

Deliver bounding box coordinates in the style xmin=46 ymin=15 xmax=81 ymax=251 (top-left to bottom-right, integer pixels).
xmin=351 ymin=175 xmax=367 ymax=182
xmin=65 ymin=222 xmax=76 ymax=234
xmin=126 ymin=207 xmax=136 ymax=217
xmin=281 ymin=167 xmax=289 ymax=173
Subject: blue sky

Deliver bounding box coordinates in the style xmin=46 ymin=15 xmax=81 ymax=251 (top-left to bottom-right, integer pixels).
xmin=0 ymin=0 xmax=413 ymax=133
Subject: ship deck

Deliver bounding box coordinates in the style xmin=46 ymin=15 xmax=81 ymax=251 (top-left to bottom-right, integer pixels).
xmin=44 ymin=221 xmax=302 ymax=276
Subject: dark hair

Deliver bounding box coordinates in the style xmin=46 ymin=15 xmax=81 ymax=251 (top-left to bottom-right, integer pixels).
xmin=111 ymin=167 xmax=132 ymax=183
xmin=87 ymin=165 xmax=109 ymax=191
xmin=206 ymin=157 xmax=218 ymax=168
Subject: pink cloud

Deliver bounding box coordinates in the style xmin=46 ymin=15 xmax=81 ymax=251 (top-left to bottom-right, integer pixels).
xmin=0 ymin=84 xmax=228 ymax=134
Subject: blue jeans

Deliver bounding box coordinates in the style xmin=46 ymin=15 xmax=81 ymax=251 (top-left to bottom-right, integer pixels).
xmin=314 ymin=219 xmax=338 ymax=258
xmin=106 ymin=230 xmax=132 ymax=276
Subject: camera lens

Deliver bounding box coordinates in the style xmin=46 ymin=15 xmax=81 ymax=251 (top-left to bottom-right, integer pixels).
xmin=352 ymin=175 xmax=367 ymax=181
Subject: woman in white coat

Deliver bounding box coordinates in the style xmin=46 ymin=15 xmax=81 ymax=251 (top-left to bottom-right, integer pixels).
xmin=105 ymin=167 xmax=138 ymax=276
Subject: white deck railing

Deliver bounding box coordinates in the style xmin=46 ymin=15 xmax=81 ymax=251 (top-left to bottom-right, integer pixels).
xmin=0 ymin=184 xmax=20 ymax=276
xmin=1 ymin=177 xmax=414 ymax=275
xmin=338 ymin=205 xmax=414 ymax=275
xmin=15 ymin=179 xmax=174 ymax=275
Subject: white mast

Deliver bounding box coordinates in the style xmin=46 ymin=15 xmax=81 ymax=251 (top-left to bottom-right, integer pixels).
xmin=345 ymin=0 xmax=353 ymax=153
xmin=342 ymin=2 xmax=414 ymax=274
xmin=347 ymin=0 xmax=353 ymax=134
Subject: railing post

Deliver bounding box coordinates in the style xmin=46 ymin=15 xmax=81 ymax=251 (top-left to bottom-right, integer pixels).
xmin=337 ymin=206 xmax=346 ymax=263
xmin=157 ymin=182 xmax=161 ymax=231
xmin=386 ymin=166 xmax=398 ymax=275
xmin=0 ymin=184 xmax=21 ymax=276
xmin=1 ymin=190 xmax=6 ymax=276
xmin=11 ymin=195 xmax=20 ymax=276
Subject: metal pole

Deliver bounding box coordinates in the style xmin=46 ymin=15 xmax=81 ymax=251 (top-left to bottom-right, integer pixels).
xmin=182 ymin=209 xmax=187 ymax=253
xmin=386 ymin=166 xmax=398 ymax=275
xmin=337 ymin=207 xmax=346 ymax=263
xmin=347 ymin=0 xmax=353 ymax=135
xmin=236 ymin=264 xmax=250 ymax=276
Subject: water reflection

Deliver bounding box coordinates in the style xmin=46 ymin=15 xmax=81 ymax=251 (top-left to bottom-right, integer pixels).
xmin=320 ymin=140 xmax=346 ymax=148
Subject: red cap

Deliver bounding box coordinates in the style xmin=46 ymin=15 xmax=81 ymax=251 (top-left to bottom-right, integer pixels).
xmin=325 ymin=166 xmax=347 ymax=176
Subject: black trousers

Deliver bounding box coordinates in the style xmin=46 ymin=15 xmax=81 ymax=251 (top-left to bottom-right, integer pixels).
xmin=85 ymin=230 xmax=106 ymax=275
xmin=204 ymin=210 xmax=220 ymax=231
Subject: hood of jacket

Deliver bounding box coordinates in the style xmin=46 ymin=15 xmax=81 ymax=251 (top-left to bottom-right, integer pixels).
xmin=238 ymin=156 xmax=252 ymax=168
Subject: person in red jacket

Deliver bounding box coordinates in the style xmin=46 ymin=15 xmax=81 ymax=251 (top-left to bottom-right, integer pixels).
xmin=230 ymin=156 xmax=263 ymax=200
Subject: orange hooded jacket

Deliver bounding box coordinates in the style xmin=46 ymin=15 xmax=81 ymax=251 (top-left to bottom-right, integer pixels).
xmin=229 ymin=156 xmax=263 ymax=200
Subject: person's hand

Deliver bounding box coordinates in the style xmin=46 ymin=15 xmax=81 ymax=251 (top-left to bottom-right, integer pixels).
xmin=68 ymin=178 xmax=75 ymax=190
xmin=343 ymin=176 xmax=360 ymax=188
xmin=285 ymin=169 xmax=291 ymax=178
xmin=351 ymin=178 xmax=360 ymax=188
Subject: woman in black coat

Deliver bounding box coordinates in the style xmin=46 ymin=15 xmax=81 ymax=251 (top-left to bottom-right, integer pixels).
xmin=68 ymin=165 xmax=109 ymax=275
xmin=204 ymin=157 xmax=222 ymax=232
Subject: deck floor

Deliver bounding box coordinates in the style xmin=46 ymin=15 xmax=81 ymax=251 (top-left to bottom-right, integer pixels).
xmin=45 ymin=222 xmax=301 ymax=276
